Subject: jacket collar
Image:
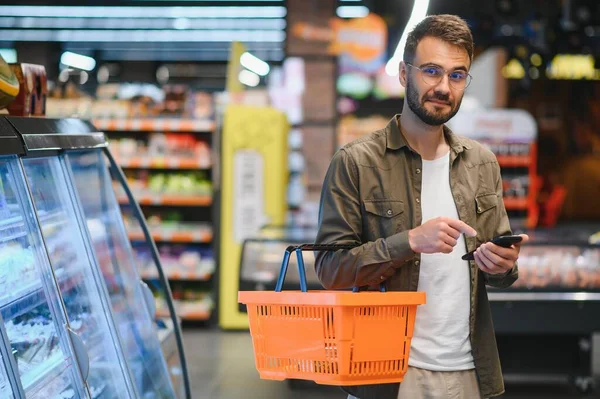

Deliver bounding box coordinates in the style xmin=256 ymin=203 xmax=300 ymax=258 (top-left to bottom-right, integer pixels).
xmin=386 ymin=114 xmax=471 ymax=154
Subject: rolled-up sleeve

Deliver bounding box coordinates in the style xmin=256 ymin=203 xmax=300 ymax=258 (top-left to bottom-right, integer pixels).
xmin=314 ymin=148 xmax=415 ymax=290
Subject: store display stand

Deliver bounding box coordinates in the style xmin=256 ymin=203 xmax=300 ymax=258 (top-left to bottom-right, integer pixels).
xmin=97 ymin=117 xmax=217 ymax=324
xmin=0 ymin=116 xmax=191 ymax=398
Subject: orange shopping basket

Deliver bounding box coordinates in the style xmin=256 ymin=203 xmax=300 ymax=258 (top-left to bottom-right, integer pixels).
xmin=238 ymin=244 xmax=426 ymax=386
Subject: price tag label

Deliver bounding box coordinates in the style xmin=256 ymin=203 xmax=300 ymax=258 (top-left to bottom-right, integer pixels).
xmin=233 ymin=150 xmax=266 ymax=243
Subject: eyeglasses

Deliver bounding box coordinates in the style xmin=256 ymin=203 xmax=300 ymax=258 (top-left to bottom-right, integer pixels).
xmin=405 ymin=63 xmax=472 ymax=90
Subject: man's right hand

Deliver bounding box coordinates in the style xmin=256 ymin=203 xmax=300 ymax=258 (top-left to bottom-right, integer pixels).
xmin=408 ymin=217 xmax=477 ymax=254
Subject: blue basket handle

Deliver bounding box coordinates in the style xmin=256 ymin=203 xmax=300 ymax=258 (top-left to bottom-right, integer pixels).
xmin=274 ymin=244 xmax=386 ymax=293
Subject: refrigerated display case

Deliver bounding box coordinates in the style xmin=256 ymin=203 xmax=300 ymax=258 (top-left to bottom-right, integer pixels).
xmin=487 ymin=224 xmax=600 ymax=393
xmin=0 ymin=116 xmax=189 ymax=398
xmin=67 ymin=150 xmax=177 ymax=398
xmin=237 ymin=225 xmax=320 ymax=314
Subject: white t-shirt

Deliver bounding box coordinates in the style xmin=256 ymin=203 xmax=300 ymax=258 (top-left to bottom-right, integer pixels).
xmin=408 ymin=152 xmax=475 ymax=371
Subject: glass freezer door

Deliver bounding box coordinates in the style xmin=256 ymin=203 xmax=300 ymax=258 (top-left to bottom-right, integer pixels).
xmin=67 ymin=150 xmax=176 ymax=398
xmin=0 ymin=352 xmax=15 ymax=397
xmin=0 ymin=156 xmax=85 ymax=399
xmin=22 ymin=156 xmax=135 ymax=399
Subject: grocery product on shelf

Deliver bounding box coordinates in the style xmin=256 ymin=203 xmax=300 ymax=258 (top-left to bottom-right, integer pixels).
xmin=134 ymin=244 xmax=215 ymax=280
xmin=6 ymin=63 xmax=48 ymax=117
xmin=109 ymin=133 xmax=211 ymax=169
xmin=115 ymin=170 xmax=213 ymax=199
xmin=46 ymin=84 xmax=214 ymax=121
xmin=154 ymin=289 xmax=214 ymax=321
xmin=0 ymin=243 xmax=35 ymax=289
xmin=0 ymin=54 xmax=19 ymax=109
xmin=511 ymin=246 xmax=600 ymax=290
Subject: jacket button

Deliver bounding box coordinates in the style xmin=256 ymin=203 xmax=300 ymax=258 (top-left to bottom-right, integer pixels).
xmin=477 ymin=206 xmax=482 ymax=212
xmin=416 ymin=198 xmax=420 ymax=203
xmin=415 ymin=260 xmax=420 ymax=266
xmin=387 ymin=209 xmax=392 ymax=216
xmin=416 ymin=168 xmax=421 ymax=174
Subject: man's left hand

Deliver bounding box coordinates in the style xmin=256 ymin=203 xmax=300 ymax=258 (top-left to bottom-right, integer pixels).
xmin=474 ymin=234 xmax=530 ymax=275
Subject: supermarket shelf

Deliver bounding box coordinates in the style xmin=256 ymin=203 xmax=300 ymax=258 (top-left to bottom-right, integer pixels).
xmin=118 ymin=194 xmax=212 ymax=207
xmin=0 ymin=211 xmax=67 ymax=242
xmin=504 ymin=197 xmax=529 ymax=210
xmin=93 ymin=118 xmax=215 ymax=133
xmin=22 ymin=351 xmax=68 ymax=393
xmin=156 ymin=308 xmax=211 ymax=321
xmin=141 ymin=270 xmax=213 ymax=281
xmin=0 ymin=271 xmax=82 ymax=321
xmin=496 ymin=155 xmax=531 ymax=168
xmin=128 ymin=229 xmax=212 ymax=243
xmin=116 ymin=157 xmax=211 ymax=170
xmin=0 ymin=214 xmax=23 ymax=229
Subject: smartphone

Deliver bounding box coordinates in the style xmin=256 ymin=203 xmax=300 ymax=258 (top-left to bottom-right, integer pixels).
xmin=462 ymin=235 xmax=523 ymax=261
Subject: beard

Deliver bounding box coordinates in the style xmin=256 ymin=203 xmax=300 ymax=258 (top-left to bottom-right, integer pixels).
xmin=406 ymin=77 xmax=462 ymax=126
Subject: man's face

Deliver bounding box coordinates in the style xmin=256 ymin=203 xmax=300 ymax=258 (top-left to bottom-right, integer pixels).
xmin=401 ymin=36 xmax=471 ymax=126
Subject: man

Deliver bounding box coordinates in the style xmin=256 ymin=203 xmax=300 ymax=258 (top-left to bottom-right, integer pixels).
xmin=314 ymin=14 xmax=529 ymax=399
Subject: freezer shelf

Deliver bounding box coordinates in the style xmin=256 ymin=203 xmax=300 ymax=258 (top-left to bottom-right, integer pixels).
xmin=0 ymin=270 xmax=82 ymax=321
xmin=21 ymin=351 xmax=70 ymax=394
xmin=0 ymin=214 xmax=28 ymax=242
xmin=0 ymin=211 xmax=67 ymax=233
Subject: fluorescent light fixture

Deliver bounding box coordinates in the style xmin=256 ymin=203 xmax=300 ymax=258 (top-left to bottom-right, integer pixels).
xmin=0 ymin=48 xmax=16 ymax=63
xmin=1 ymin=29 xmax=285 ymax=43
xmin=336 ymin=6 xmax=369 ymax=18
xmin=0 ymin=17 xmax=286 ymax=31
xmin=239 ymin=69 xmax=260 ymax=87
xmin=240 ymin=52 xmax=270 ymax=76
xmin=60 ymin=51 xmax=96 ymax=71
xmin=173 ymin=18 xmax=190 ymax=30
xmin=80 ymin=71 xmax=89 ymax=85
xmin=385 ymin=0 xmax=430 ymax=76
xmin=0 ymin=6 xmax=286 ymax=18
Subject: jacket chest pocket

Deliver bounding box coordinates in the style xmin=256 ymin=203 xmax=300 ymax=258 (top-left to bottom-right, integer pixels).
xmin=475 ymin=193 xmax=498 ymax=242
xmin=363 ymin=199 xmax=406 ymax=237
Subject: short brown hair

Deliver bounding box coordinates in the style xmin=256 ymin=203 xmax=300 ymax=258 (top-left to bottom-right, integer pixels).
xmin=403 ymin=14 xmax=474 ymax=63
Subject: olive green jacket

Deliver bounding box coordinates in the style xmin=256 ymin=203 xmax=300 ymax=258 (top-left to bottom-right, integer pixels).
xmin=315 ymin=115 xmax=517 ymax=399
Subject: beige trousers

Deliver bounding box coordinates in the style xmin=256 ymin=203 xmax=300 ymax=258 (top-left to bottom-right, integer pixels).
xmin=348 ymin=366 xmax=485 ymax=399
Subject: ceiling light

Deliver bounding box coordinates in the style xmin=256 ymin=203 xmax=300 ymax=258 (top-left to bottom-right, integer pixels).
xmin=1 ymin=29 xmax=285 ymax=43
xmin=385 ymin=0 xmax=429 ymax=76
xmin=60 ymin=51 xmax=96 ymax=71
xmin=240 ymin=52 xmax=270 ymax=76
xmin=97 ymin=65 xmax=110 ymax=83
xmin=0 ymin=48 xmax=16 ymax=63
xmin=0 ymin=6 xmax=286 ymax=18
xmin=173 ymin=18 xmax=190 ymax=30
xmin=239 ymin=69 xmax=260 ymax=87
xmin=336 ymin=6 xmax=369 ymax=19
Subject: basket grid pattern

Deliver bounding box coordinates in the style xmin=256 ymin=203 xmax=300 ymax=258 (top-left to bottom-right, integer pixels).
xmin=248 ymin=302 xmax=415 ymax=384
xmin=252 ymin=305 xmax=340 ymax=376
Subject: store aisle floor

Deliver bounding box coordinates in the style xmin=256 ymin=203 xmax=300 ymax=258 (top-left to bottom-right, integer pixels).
xmin=182 ymin=329 xmax=593 ymax=399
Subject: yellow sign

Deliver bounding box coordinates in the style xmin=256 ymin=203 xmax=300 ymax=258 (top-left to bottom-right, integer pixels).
xmin=219 ymin=105 xmax=289 ymax=329
xmin=502 ymin=58 xmax=525 ymax=79
xmin=503 ymin=54 xmax=600 ymax=81
xmin=546 ymin=54 xmax=600 ymax=80
xmin=226 ymin=41 xmax=246 ymax=93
